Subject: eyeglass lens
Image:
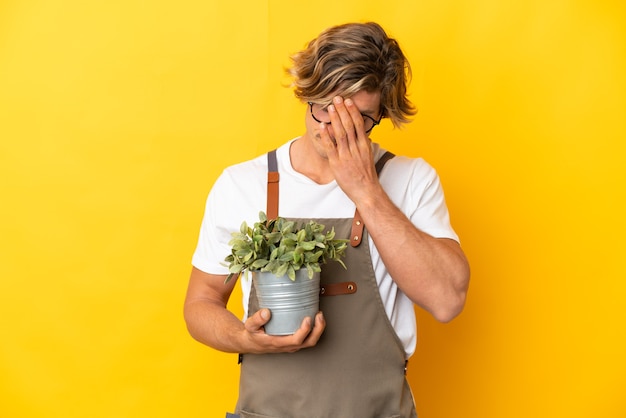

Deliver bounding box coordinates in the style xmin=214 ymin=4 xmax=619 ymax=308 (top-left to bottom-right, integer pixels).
xmin=309 ymin=102 xmax=378 ymax=133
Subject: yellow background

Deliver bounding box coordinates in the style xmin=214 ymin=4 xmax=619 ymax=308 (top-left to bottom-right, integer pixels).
xmin=1 ymin=1 xmax=625 ymax=417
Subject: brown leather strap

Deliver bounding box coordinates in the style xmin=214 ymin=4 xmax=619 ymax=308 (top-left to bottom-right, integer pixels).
xmin=375 ymin=151 xmax=396 ymax=174
xmin=350 ymin=212 xmax=364 ymax=247
xmin=267 ymin=150 xmax=279 ymax=220
xmin=320 ymin=281 xmax=357 ymax=296
xmin=350 ymin=151 xmax=395 ymax=247
xmin=267 ymin=172 xmax=279 ymax=220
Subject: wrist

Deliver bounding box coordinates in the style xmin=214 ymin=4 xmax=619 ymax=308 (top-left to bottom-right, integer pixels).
xmin=354 ymin=183 xmax=388 ymax=212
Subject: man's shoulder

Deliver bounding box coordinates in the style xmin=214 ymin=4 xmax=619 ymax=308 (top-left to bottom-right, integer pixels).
xmin=377 ymin=152 xmax=441 ymax=196
xmin=379 ymin=150 xmax=433 ymax=175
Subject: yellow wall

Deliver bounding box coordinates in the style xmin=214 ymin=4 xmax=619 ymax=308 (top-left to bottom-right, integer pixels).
xmin=1 ymin=1 xmax=624 ymax=417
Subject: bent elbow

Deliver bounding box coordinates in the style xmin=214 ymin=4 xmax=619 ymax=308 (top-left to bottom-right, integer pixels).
xmin=432 ymin=290 xmax=468 ymax=323
xmin=434 ymin=263 xmax=470 ymax=323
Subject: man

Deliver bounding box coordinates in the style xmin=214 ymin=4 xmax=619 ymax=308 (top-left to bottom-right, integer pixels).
xmin=184 ymin=22 xmax=470 ymax=418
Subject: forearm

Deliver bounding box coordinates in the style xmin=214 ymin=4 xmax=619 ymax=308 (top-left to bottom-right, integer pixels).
xmin=183 ymin=267 xmax=326 ymax=354
xmin=358 ymin=186 xmax=470 ymax=322
xmin=184 ymin=298 xmax=248 ymax=353
xmin=183 ymin=268 xmax=256 ymax=353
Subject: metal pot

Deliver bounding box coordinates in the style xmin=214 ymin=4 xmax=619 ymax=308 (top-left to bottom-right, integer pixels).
xmin=252 ymin=269 xmax=320 ymax=335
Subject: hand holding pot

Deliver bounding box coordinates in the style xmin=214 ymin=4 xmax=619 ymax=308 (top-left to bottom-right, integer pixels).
xmin=243 ymin=309 xmax=326 ymax=353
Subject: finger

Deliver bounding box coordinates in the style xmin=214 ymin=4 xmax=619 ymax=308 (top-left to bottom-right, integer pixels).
xmin=341 ymin=98 xmax=375 ymax=163
xmin=319 ymin=122 xmax=339 ymax=159
xmin=301 ymin=311 xmax=326 ymax=347
xmin=244 ymin=308 xmax=271 ymax=333
xmin=332 ymin=96 xmax=365 ymax=136
xmin=327 ymin=98 xmax=352 ymax=150
xmin=288 ymin=314 xmax=314 ymax=343
xmin=331 ymin=96 xmax=355 ymax=131
xmin=343 ymin=98 xmax=368 ymax=140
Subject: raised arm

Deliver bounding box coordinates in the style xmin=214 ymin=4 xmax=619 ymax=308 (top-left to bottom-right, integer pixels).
xmin=319 ymin=96 xmax=470 ymax=322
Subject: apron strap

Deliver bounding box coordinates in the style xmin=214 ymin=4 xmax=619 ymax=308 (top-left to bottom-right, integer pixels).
xmin=266 ymin=150 xmax=279 ymax=220
xmin=266 ymin=148 xmax=395 ymax=242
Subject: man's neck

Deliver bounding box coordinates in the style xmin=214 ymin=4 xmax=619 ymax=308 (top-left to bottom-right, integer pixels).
xmin=289 ymin=136 xmax=335 ymax=185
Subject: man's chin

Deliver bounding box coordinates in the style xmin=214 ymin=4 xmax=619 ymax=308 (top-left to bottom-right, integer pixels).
xmin=315 ymin=133 xmax=336 ymax=145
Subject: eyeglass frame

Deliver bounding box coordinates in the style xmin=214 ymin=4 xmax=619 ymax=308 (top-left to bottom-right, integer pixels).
xmin=307 ymin=101 xmax=382 ymax=134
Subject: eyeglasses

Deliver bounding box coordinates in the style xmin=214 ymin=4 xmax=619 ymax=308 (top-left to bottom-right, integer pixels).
xmin=308 ymin=102 xmax=382 ymax=134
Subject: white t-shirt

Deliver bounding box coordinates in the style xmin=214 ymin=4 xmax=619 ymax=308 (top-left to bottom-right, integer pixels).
xmin=192 ymin=138 xmax=459 ymax=357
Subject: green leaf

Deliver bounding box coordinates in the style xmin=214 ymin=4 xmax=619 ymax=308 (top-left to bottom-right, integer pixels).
xmin=305 ymin=250 xmax=323 ymax=262
xmin=224 ymin=272 xmax=238 ymax=284
xmin=279 ymin=251 xmax=295 ymax=262
xmin=251 ymin=259 xmax=269 ymax=269
xmin=299 ymin=241 xmax=316 ymax=251
xmin=235 ymin=249 xmax=250 ymax=257
xmin=280 ymin=237 xmax=296 ymax=247
xmin=229 ymin=264 xmax=243 ymax=274
xmin=266 ymin=232 xmax=282 ymax=244
xmin=281 ymin=221 xmax=295 ymax=234
xmin=263 ymin=259 xmax=279 ymax=272
xmin=275 ymin=263 xmax=288 ymax=278
xmin=228 ymin=237 xmax=248 ymax=247
xmin=242 ymin=250 xmax=254 ymax=262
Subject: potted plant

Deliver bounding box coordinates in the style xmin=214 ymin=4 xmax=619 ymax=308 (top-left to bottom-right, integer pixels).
xmin=224 ymin=211 xmax=348 ymax=335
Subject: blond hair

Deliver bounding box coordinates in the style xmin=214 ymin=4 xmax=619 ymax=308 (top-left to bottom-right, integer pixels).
xmin=287 ymin=22 xmax=416 ymax=128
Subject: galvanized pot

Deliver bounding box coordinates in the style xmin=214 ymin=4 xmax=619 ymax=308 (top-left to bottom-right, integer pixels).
xmin=252 ymin=269 xmax=320 ymax=335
